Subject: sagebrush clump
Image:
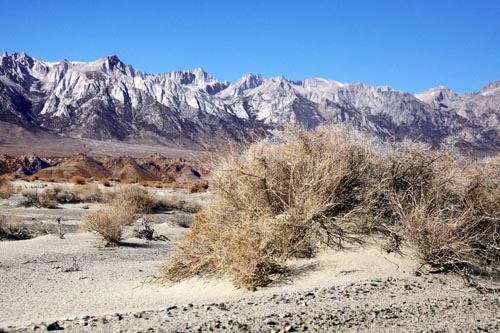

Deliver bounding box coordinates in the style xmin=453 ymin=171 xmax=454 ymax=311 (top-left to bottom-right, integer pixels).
xmin=80 ymin=186 xmax=167 ymax=245
xmin=163 ymin=126 xmax=500 ymax=290
xmin=71 ymin=176 xmax=87 ymax=185
xmin=0 ymin=179 xmax=14 ymax=199
xmin=163 ymin=126 xmax=377 ymax=289
xmin=80 ymin=205 xmax=135 ymax=245
xmin=0 ymin=215 xmax=31 ymax=240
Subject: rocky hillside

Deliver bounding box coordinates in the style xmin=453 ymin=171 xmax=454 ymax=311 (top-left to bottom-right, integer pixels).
xmin=0 ymin=153 xmax=206 ymax=184
xmin=1 ymin=52 xmax=499 ymax=153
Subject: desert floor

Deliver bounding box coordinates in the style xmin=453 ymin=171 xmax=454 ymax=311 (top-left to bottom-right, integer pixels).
xmin=1 ymin=182 xmax=499 ymax=332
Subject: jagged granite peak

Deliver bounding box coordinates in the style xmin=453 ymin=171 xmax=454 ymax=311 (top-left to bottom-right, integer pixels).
xmin=0 ymin=51 xmax=500 ymax=153
xmin=160 ymin=67 xmax=218 ymax=88
xmin=481 ymin=81 xmax=500 ymax=94
xmin=217 ymin=73 xmax=265 ymax=98
xmin=415 ymin=86 xmax=459 ymax=108
xmin=239 ymin=73 xmax=265 ymax=90
xmin=96 ymin=54 xmax=125 ymax=72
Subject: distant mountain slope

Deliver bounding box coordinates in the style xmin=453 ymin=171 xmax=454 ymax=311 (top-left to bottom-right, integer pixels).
xmin=1 ymin=51 xmax=499 ymax=153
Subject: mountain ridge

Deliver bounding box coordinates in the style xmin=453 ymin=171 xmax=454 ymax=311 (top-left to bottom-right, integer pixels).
xmin=1 ymin=51 xmax=499 ymax=154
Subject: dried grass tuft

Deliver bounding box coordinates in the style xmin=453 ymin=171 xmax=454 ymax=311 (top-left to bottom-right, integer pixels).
xmin=80 ymin=205 xmax=135 ymax=246
xmin=80 ymin=186 xmax=169 ymax=245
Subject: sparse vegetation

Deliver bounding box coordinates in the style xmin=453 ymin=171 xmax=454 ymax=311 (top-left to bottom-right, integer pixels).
xmin=79 ymin=184 xmax=200 ymax=245
xmin=80 ymin=186 xmax=163 ymax=245
xmin=112 ymin=186 xmax=158 ymax=214
xmin=188 ymin=181 xmax=209 ymax=194
xmin=20 ymin=184 xmax=106 ymax=208
xmin=20 ymin=189 xmax=59 ymax=208
xmin=0 ymin=215 xmax=31 ymax=240
xmin=133 ymin=217 xmax=169 ymax=241
xmin=71 ymin=176 xmax=87 ymax=185
xmin=80 ymin=205 xmax=135 ymax=246
xmin=163 ymin=126 xmax=500 ymax=290
xmin=0 ymin=179 xmax=15 ymax=199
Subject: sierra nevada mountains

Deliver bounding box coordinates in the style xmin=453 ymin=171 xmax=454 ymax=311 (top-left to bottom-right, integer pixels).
xmin=1 ymin=51 xmax=499 ymax=153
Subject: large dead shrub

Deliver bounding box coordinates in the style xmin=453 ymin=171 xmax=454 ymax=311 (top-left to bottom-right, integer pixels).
xmin=163 ymin=126 xmax=376 ymax=289
xmin=400 ymin=166 xmax=500 ymax=277
xmin=163 ymin=126 xmax=500 ymax=290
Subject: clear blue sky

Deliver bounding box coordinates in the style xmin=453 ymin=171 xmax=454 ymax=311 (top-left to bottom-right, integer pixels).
xmin=1 ymin=0 xmax=499 ymax=93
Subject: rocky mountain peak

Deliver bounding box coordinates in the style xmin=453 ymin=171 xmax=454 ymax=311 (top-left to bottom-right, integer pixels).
xmin=481 ymin=81 xmax=500 ymax=94
xmin=415 ymin=86 xmax=459 ymax=107
xmin=93 ymin=55 xmax=127 ymax=74
xmin=240 ymin=73 xmax=264 ymax=90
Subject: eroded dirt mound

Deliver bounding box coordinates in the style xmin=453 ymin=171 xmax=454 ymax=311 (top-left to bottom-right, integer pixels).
xmin=35 ymin=153 xmax=111 ymax=180
xmin=138 ymin=154 xmax=206 ymax=183
xmin=103 ymin=156 xmax=158 ymax=182
xmin=0 ymin=154 xmax=52 ymax=176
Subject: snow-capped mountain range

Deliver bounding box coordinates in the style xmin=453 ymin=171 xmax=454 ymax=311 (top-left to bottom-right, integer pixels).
xmin=1 ymin=51 xmax=499 ymax=152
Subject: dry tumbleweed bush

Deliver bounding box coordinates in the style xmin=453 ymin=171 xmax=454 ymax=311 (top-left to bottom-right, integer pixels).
xmin=0 ymin=179 xmax=14 ymax=199
xmin=163 ymin=125 xmax=500 ymax=290
xmin=80 ymin=186 xmax=153 ymax=245
xmin=80 ymin=185 xmax=174 ymax=245
xmin=163 ymin=126 xmax=377 ymax=289
xmin=0 ymin=215 xmax=31 ymax=240
xmin=80 ymin=205 xmax=135 ymax=246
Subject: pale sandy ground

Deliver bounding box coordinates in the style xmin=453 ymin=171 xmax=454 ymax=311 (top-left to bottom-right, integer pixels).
xmin=0 ymin=231 xmax=415 ymax=328
xmin=1 ymin=182 xmax=499 ymax=332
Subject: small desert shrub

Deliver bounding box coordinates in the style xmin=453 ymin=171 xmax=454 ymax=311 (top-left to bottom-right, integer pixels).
xmin=133 ymin=218 xmax=156 ymax=240
xmin=112 ymin=186 xmax=158 ymax=214
xmin=110 ymin=185 xmax=196 ymax=213
xmin=188 ymin=181 xmax=209 ymax=194
xmin=20 ymin=189 xmax=58 ymax=208
xmin=100 ymin=178 xmax=111 ymax=187
xmin=133 ymin=217 xmax=169 ymax=241
xmin=73 ymin=184 xmax=106 ymax=202
xmin=0 ymin=179 xmax=14 ymax=199
xmin=80 ymin=186 xmax=164 ymax=245
xmin=0 ymin=215 xmax=31 ymax=240
xmin=20 ymin=184 xmax=105 ymax=208
xmin=159 ymin=196 xmax=201 ymax=214
xmin=71 ymin=176 xmax=87 ymax=185
xmin=80 ymin=205 xmax=136 ymax=246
